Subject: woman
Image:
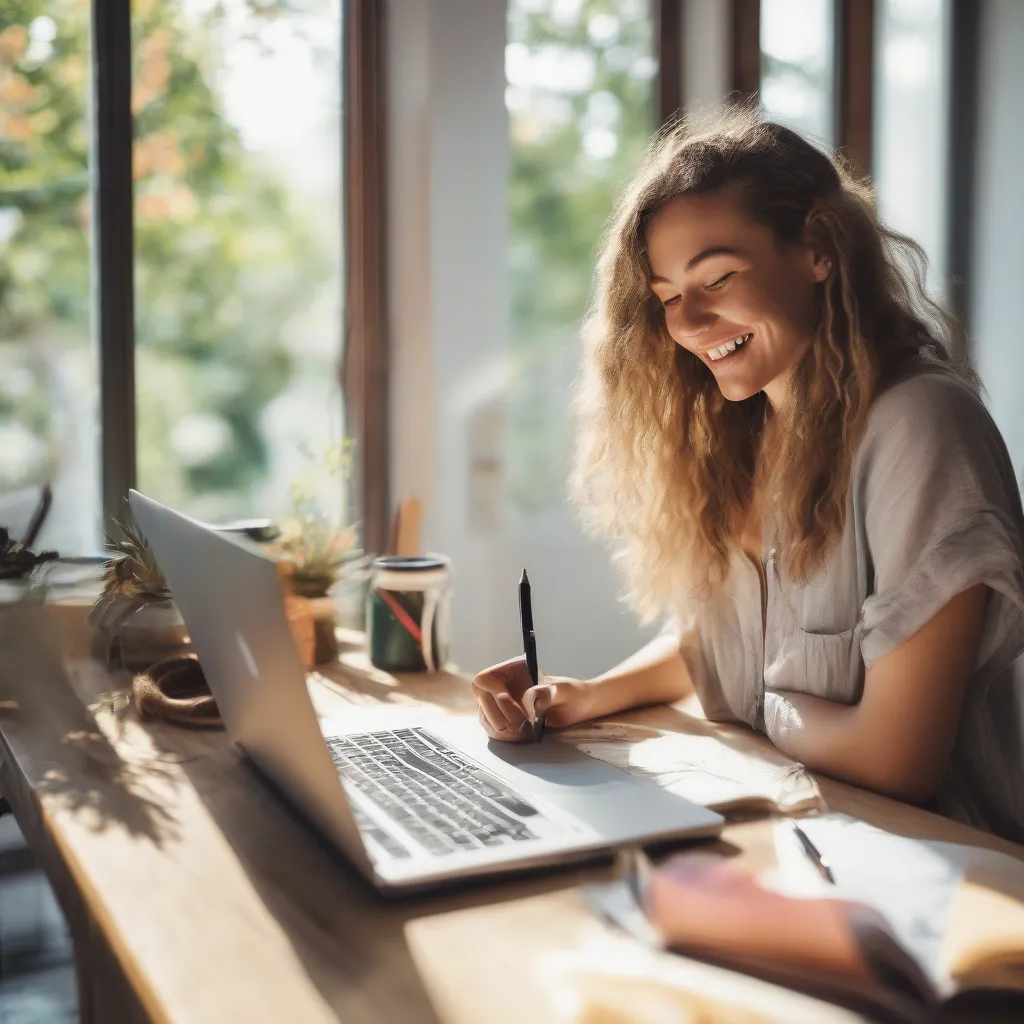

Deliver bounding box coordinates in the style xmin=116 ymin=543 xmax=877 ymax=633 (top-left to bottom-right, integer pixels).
xmin=472 ymin=106 xmax=1024 ymax=842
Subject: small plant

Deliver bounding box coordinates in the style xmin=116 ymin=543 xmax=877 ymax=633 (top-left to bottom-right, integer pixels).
xmin=272 ymin=440 xmax=359 ymax=597
xmin=88 ymin=513 xmax=172 ymax=631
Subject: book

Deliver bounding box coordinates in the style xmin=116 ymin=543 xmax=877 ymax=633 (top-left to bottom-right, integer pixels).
xmin=589 ymin=814 xmax=1024 ymax=1023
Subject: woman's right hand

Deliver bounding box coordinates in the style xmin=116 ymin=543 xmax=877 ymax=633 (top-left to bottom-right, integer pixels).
xmin=471 ymin=656 xmax=593 ymax=742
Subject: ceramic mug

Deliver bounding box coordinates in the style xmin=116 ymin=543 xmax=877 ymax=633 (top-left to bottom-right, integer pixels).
xmin=366 ymin=556 xmax=452 ymax=673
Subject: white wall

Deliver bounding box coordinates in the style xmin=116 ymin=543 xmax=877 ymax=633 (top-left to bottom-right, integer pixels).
xmin=973 ymin=0 xmax=1024 ymax=479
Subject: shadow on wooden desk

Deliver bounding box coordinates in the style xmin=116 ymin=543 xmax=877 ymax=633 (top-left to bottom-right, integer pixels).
xmin=0 ymin=603 xmax=642 ymax=1023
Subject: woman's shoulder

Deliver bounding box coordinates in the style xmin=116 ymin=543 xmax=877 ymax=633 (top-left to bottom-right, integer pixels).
xmin=854 ymin=357 xmax=1021 ymax=518
xmin=859 ymin=359 xmax=1002 ymax=467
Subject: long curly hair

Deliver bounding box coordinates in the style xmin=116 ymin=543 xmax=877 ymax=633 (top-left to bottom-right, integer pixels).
xmin=571 ymin=104 xmax=973 ymax=621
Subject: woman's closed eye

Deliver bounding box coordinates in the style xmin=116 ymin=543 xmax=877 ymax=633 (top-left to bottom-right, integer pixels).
xmin=662 ymin=295 xmax=681 ymax=308
xmin=706 ymin=271 xmax=735 ymax=291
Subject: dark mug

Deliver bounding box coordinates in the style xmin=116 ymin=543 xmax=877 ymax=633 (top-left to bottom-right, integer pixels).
xmin=366 ymin=556 xmax=452 ymax=673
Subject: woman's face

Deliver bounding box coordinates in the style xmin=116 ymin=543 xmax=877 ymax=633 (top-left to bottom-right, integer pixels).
xmin=645 ymin=189 xmax=830 ymax=407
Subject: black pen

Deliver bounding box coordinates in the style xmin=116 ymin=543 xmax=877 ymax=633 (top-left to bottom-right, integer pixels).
xmin=792 ymin=822 xmax=835 ymax=884
xmin=518 ymin=569 xmax=544 ymax=742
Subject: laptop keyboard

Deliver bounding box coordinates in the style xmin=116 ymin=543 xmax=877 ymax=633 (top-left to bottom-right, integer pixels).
xmin=327 ymin=727 xmax=546 ymax=857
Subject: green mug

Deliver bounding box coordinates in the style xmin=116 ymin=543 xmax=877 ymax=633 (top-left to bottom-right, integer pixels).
xmin=366 ymin=556 xmax=452 ymax=673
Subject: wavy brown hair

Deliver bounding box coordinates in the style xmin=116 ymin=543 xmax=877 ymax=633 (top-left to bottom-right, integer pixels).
xmin=572 ymin=104 xmax=973 ymax=620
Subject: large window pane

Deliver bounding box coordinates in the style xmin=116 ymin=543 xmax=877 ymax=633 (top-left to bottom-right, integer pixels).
xmin=0 ymin=1 xmax=99 ymax=555
xmin=874 ymin=0 xmax=951 ymax=296
xmin=505 ymin=0 xmax=655 ymax=520
xmin=760 ymin=0 xmax=835 ymax=144
xmin=132 ymin=0 xmax=343 ymax=523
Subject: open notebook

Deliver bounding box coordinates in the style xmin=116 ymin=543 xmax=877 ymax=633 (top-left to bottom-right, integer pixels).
xmin=591 ymin=814 xmax=1024 ymax=1023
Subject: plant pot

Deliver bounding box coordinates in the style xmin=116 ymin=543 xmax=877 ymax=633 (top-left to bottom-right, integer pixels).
xmin=306 ymin=595 xmax=339 ymax=665
xmin=91 ymin=597 xmax=190 ymax=672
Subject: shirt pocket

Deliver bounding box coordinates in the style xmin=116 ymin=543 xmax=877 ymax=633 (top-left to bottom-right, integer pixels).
xmin=782 ymin=535 xmax=862 ymax=636
xmin=764 ymin=623 xmax=864 ymax=704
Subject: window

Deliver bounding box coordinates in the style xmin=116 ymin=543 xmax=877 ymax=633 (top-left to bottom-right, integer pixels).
xmin=2 ymin=0 xmax=345 ymax=560
xmin=133 ymin=0 xmax=345 ymax=523
xmin=873 ymin=0 xmax=951 ymax=296
xmin=0 ymin=0 xmax=98 ymax=554
xmin=759 ymin=0 xmax=836 ymax=144
xmin=505 ymin=0 xmax=655 ymax=520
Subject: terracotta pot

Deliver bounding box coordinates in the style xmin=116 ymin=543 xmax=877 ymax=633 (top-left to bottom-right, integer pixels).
xmin=284 ymin=594 xmax=317 ymax=669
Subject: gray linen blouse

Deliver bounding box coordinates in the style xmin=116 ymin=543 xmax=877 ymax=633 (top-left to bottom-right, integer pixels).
xmin=676 ymin=361 xmax=1024 ymax=842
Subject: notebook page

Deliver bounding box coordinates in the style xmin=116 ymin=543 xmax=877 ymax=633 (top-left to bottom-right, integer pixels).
xmin=563 ymin=714 xmax=824 ymax=814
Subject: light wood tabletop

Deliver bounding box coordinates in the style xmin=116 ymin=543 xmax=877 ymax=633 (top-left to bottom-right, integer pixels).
xmin=1 ymin=598 xmax=1022 ymax=1023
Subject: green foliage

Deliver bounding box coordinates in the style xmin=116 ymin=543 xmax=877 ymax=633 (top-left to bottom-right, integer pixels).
xmin=506 ymin=0 xmax=654 ymax=515
xmin=0 ymin=0 xmax=330 ymax=509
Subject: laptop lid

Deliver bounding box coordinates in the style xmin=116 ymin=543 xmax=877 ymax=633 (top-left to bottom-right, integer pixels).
xmin=128 ymin=490 xmax=372 ymax=874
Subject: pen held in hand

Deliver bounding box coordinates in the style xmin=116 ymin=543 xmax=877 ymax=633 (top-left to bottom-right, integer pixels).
xmin=518 ymin=568 xmax=545 ymax=742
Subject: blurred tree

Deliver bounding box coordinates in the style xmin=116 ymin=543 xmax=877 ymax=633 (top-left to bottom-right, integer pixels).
xmin=0 ymin=0 xmax=329 ymax=512
xmin=506 ymin=0 xmax=654 ymax=516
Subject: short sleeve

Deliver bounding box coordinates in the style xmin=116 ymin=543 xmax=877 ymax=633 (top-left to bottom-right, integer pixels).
xmin=855 ymin=372 xmax=1024 ymax=676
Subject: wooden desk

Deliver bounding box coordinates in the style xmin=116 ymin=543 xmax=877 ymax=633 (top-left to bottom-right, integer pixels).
xmin=0 ymin=603 xmax=1022 ymax=1023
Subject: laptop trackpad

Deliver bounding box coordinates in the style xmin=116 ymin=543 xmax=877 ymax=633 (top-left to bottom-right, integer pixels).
xmin=486 ymin=737 xmax=630 ymax=788
xmin=487 ymin=737 xmax=714 ymax=839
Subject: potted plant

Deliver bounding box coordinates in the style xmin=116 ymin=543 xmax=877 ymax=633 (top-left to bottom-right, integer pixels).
xmin=271 ymin=441 xmax=360 ymax=664
xmin=87 ymin=514 xmax=189 ymax=671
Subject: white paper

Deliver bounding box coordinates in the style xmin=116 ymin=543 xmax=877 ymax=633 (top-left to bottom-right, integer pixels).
xmin=767 ymin=815 xmax=962 ymax=991
xmin=567 ymin=722 xmax=824 ymax=814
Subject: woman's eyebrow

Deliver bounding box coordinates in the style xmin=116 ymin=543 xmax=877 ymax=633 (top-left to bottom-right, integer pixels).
xmin=650 ymin=246 xmax=743 ymax=285
xmin=684 ymin=246 xmax=741 ymax=271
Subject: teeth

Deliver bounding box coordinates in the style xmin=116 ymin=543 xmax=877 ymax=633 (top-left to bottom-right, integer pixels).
xmin=707 ymin=334 xmax=750 ymax=361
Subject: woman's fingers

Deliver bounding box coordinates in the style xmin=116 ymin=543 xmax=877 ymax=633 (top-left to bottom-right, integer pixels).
xmin=472 ymin=656 xmax=533 ymax=702
xmin=522 ymin=683 xmax=553 ymax=719
xmin=496 ymin=691 xmax=529 ymax=729
xmin=475 ymin=688 xmax=510 ymax=735
xmin=476 ymin=705 xmax=532 ymax=743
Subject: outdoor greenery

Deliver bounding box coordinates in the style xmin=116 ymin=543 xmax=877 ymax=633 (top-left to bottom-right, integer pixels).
xmin=0 ymin=0 xmax=333 ymax=529
xmin=506 ymin=0 xmax=654 ymax=515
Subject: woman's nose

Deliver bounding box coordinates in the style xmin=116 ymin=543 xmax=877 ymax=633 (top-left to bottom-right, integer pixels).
xmin=674 ymin=292 xmax=716 ymax=340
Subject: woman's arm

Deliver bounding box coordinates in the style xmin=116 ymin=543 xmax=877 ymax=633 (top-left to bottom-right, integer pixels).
xmin=472 ymin=628 xmax=693 ymax=741
xmin=584 ymin=628 xmax=695 ymax=718
xmin=763 ymin=584 xmax=988 ymax=803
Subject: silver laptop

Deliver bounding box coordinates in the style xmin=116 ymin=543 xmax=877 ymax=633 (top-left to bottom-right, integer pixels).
xmin=129 ymin=490 xmax=723 ymax=893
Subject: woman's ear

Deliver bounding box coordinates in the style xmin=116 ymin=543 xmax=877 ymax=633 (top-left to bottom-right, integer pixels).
xmin=802 ymin=208 xmax=834 ymax=283
xmin=809 ymin=247 xmax=833 ymax=283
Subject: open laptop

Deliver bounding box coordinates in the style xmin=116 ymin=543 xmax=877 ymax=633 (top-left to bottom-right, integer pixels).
xmin=129 ymin=490 xmax=723 ymax=893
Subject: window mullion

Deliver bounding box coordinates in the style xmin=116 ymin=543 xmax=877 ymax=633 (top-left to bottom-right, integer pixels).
xmin=91 ymin=0 xmax=137 ymax=530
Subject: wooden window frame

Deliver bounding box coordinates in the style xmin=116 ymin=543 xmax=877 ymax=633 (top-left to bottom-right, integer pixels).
xmin=947 ymin=0 xmax=981 ymax=329
xmin=730 ymin=0 xmax=761 ymax=96
xmin=93 ymin=0 xmax=137 ymax=529
xmin=656 ymin=0 xmax=684 ymax=126
xmin=836 ymin=0 xmax=875 ymax=176
xmin=342 ymin=0 xmax=390 ymax=557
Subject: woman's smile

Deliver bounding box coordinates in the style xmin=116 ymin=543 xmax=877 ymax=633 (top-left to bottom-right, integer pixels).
xmin=699 ymin=331 xmax=752 ymax=365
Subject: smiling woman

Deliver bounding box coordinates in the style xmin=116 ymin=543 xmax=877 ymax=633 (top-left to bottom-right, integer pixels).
xmin=472 ymin=103 xmax=1024 ymax=846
